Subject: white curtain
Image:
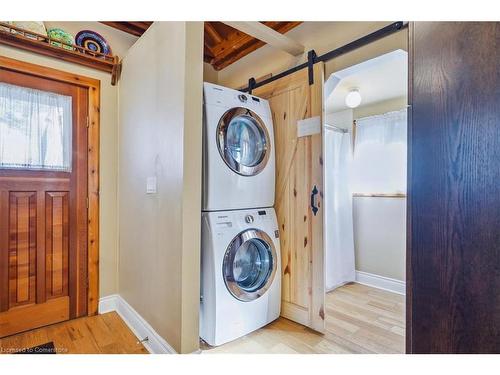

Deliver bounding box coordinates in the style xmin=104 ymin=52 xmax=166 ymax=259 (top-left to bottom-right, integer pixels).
xmin=352 ymin=109 xmax=407 ymax=194
xmin=0 ymin=82 xmax=72 ymax=171
xmin=324 ymin=128 xmax=356 ymax=291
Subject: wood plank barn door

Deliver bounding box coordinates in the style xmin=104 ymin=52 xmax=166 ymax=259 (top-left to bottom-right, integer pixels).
xmin=408 ymin=22 xmax=500 ymax=353
xmin=253 ymin=63 xmax=325 ymax=332
xmin=0 ymin=67 xmax=89 ymax=337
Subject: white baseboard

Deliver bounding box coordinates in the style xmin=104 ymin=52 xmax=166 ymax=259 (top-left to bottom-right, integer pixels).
xmin=98 ymin=294 xmax=176 ymax=354
xmin=355 ymin=271 xmax=406 ymax=295
xmin=98 ymin=294 xmax=117 ymax=314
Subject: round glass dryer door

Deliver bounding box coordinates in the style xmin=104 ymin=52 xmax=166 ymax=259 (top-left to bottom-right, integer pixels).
xmin=223 ymin=229 xmax=277 ymax=302
xmin=217 ymin=107 xmax=270 ymax=176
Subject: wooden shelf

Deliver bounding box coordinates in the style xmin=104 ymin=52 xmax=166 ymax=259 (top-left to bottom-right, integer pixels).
xmin=0 ymin=23 xmax=121 ymax=85
xmin=352 ymin=193 xmax=407 ymax=198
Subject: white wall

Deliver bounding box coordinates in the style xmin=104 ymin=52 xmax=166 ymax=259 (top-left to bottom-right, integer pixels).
xmin=353 ymin=197 xmax=406 ymax=281
xmin=325 ymin=109 xmax=353 ymax=130
xmin=118 ymin=22 xmax=203 ymax=354
xmin=203 ymin=62 xmax=218 ymax=84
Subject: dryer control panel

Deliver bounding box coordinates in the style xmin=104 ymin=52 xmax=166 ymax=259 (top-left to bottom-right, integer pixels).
xmin=203 ymin=82 xmax=271 ymax=118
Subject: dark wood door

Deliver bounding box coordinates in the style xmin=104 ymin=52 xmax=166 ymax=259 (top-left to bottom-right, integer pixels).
xmin=0 ymin=68 xmax=88 ymax=337
xmin=408 ymin=22 xmax=500 ymax=353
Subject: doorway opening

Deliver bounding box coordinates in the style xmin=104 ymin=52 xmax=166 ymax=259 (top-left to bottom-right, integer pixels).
xmin=323 ymin=49 xmax=408 ymax=353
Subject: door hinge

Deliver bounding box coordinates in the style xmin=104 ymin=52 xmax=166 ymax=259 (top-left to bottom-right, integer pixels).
xmin=86 ymin=197 xmax=89 ymax=209
xmin=86 ymin=116 xmax=90 ymax=128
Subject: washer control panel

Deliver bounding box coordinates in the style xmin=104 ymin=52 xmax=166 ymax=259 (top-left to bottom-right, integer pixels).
xmin=208 ymin=208 xmax=278 ymax=239
xmin=210 ymin=208 xmax=277 ymax=234
xmin=241 ymin=210 xmax=269 ymax=224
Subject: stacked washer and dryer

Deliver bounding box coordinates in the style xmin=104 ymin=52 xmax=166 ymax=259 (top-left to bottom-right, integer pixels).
xmin=200 ymin=83 xmax=281 ymax=346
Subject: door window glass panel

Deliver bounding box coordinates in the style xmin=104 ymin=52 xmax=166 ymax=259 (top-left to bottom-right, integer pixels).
xmin=232 ymin=238 xmax=272 ymax=292
xmin=0 ymin=82 xmax=72 ymax=171
xmin=226 ymin=115 xmax=266 ymax=167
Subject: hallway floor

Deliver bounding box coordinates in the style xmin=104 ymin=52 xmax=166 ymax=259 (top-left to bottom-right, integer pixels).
xmin=0 ymin=312 xmax=148 ymax=354
xmin=202 ymin=283 xmax=405 ymax=354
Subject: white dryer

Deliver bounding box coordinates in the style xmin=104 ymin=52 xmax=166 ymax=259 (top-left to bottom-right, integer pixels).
xmin=203 ymin=82 xmax=275 ymax=211
xmin=200 ymin=207 xmax=281 ymax=346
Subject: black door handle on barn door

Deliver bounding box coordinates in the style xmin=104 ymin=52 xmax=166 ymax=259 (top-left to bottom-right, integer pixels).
xmin=310 ymin=185 xmax=318 ymax=216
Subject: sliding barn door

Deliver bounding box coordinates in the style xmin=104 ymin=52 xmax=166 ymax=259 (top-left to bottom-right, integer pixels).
xmin=409 ymin=22 xmax=500 ymax=353
xmin=253 ymin=63 xmax=325 ymax=332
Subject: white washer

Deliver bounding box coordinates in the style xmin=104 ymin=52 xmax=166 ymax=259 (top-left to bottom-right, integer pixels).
xmin=200 ymin=207 xmax=281 ymax=346
xmin=203 ymin=82 xmax=275 ymax=211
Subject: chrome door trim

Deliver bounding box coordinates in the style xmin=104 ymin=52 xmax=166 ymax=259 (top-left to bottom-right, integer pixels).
xmin=222 ymin=229 xmax=278 ymax=302
xmin=216 ymin=107 xmax=271 ymax=176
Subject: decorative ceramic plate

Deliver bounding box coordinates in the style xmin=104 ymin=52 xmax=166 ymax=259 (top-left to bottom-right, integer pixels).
xmin=0 ymin=21 xmax=12 ymax=33
xmin=47 ymin=28 xmax=75 ymax=50
xmin=12 ymin=21 xmax=47 ymax=34
xmin=75 ymin=30 xmax=112 ymax=56
xmin=6 ymin=21 xmax=47 ymax=40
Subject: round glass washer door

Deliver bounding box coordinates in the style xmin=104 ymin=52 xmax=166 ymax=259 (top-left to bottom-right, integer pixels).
xmin=223 ymin=229 xmax=277 ymax=302
xmin=217 ymin=107 xmax=270 ymax=176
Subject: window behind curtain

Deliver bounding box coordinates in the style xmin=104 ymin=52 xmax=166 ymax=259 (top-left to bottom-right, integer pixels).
xmin=0 ymin=82 xmax=72 ymax=171
xmin=351 ymin=108 xmax=407 ymax=194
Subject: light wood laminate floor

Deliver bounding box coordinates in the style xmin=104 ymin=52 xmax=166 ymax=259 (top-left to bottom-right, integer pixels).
xmin=202 ymin=283 xmax=405 ymax=354
xmin=0 ymin=311 xmax=148 ymax=354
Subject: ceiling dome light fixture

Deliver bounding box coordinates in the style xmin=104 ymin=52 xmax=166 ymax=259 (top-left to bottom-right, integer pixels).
xmin=345 ymin=88 xmax=362 ymax=108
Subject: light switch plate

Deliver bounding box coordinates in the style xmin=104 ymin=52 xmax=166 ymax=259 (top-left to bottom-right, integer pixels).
xmin=146 ymin=176 xmax=157 ymax=194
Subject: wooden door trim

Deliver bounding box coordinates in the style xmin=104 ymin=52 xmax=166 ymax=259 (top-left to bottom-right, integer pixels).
xmin=309 ymin=63 xmax=325 ymax=332
xmin=0 ymin=55 xmax=100 ymax=316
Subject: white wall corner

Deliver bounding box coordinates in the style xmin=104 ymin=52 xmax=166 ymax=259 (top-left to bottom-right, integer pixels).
xmin=355 ymin=271 xmax=406 ymax=295
xmin=98 ymin=294 xmax=119 ymax=314
xmin=99 ymin=295 xmax=177 ymax=354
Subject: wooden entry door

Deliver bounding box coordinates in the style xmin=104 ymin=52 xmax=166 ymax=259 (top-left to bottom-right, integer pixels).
xmin=253 ymin=63 xmax=325 ymax=332
xmin=0 ymin=67 xmax=89 ymax=337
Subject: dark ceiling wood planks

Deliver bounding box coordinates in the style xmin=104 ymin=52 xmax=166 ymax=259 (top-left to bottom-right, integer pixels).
xmin=100 ymin=21 xmax=302 ymax=70
xmin=100 ymin=22 xmax=153 ymax=37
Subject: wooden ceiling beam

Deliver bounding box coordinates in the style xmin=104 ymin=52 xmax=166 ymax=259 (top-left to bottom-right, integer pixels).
xmin=209 ymin=22 xmax=302 ymax=71
xmin=223 ymin=21 xmax=304 ymax=56
xmin=204 ymin=23 xmax=223 ymax=44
